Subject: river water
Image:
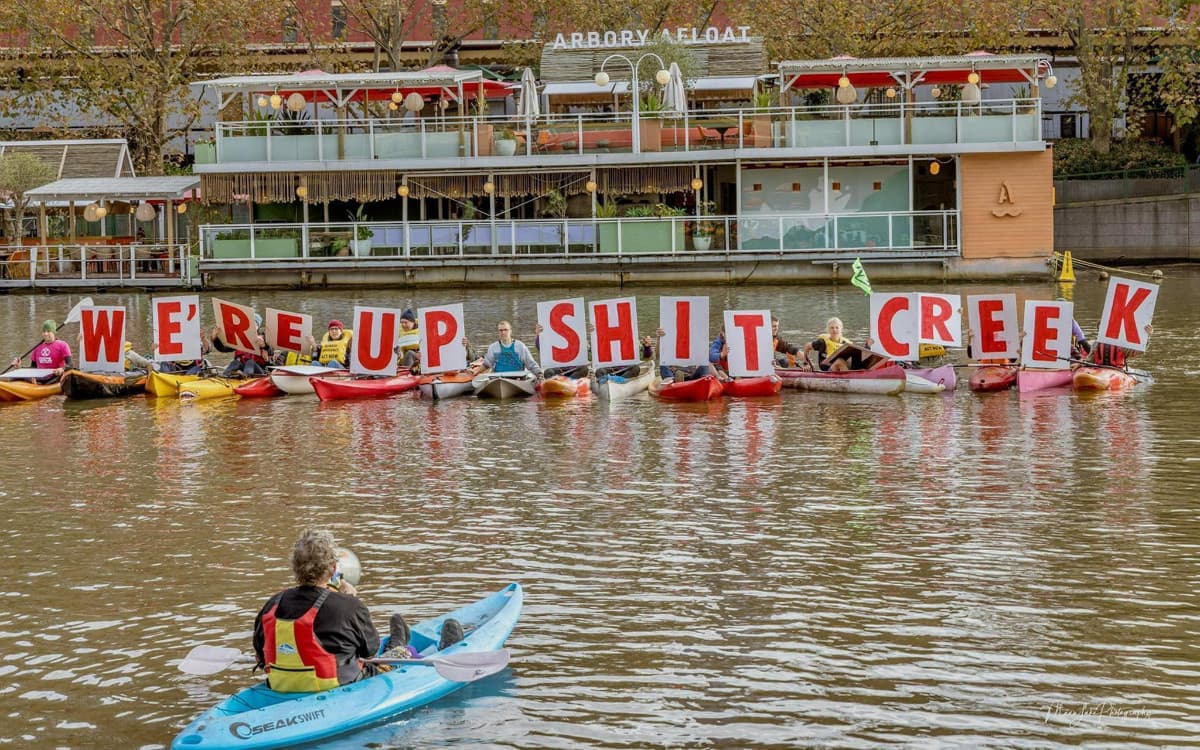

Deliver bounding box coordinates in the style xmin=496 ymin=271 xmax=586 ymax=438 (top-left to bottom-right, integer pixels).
xmin=0 ymin=269 xmax=1197 ymax=749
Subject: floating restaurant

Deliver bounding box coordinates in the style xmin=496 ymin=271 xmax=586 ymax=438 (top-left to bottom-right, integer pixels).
xmin=13 ymin=34 xmax=1061 ymax=290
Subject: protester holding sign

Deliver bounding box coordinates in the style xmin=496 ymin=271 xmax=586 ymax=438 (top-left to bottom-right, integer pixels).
xmin=211 ymin=316 xmax=271 ymax=378
xmin=468 ymin=321 xmax=543 ymax=380
xmin=306 ymin=320 xmax=354 ymax=369
xmin=803 ymin=317 xmax=866 ymax=371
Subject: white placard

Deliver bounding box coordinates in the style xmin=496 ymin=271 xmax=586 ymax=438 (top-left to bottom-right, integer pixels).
xmin=869 ymin=293 xmax=919 ymax=362
xmin=266 ymin=308 xmax=313 ymax=354
xmin=79 ymin=306 xmax=127 ymax=373
xmin=589 ymin=297 xmax=640 ymax=369
xmin=536 ymin=298 xmax=588 ymax=370
xmin=419 ymin=304 xmax=467 ymax=374
xmin=1021 ymin=300 xmax=1072 ymax=369
xmin=152 ymin=295 xmax=201 ymax=362
xmin=211 ymin=297 xmax=259 ymax=355
xmin=1096 ymin=276 xmax=1158 ymax=352
xmin=723 ymin=309 xmax=773 ymax=377
xmin=350 ymin=306 xmax=401 ymax=376
xmin=966 ymin=294 xmax=1019 ymax=360
xmin=659 ymin=296 xmax=709 ymax=367
xmin=918 ymin=293 xmax=962 ymax=347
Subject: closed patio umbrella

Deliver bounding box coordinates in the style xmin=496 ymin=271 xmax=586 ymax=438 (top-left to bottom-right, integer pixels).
xmin=517 ymin=67 xmax=540 ymax=121
xmin=662 ymin=62 xmax=687 ymax=119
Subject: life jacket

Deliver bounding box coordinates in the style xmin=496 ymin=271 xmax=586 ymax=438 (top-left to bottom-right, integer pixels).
xmin=397 ymin=328 xmax=420 ymax=353
xmin=494 ymin=341 xmax=523 ymax=372
xmin=261 ymin=589 xmax=343 ymax=693
xmin=1092 ymin=343 xmax=1126 ymax=368
xmin=318 ymin=330 xmax=353 ymax=366
xmin=283 ymin=350 xmax=313 ymax=366
xmin=817 ymin=334 xmax=852 ymax=359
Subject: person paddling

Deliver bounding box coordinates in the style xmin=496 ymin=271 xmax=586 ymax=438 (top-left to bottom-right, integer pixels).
xmin=10 ymin=320 xmax=72 ymax=383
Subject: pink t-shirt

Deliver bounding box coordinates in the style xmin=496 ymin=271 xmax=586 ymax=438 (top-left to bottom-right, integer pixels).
xmin=31 ymin=339 xmax=71 ymax=369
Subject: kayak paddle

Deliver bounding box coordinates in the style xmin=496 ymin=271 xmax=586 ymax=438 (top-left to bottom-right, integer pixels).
xmin=2 ymin=296 xmax=93 ymax=375
xmin=178 ymin=644 xmax=510 ymax=683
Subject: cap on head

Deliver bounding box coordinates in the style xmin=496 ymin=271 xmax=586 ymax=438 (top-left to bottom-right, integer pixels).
xmin=42 ymin=320 xmax=56 ymax=333
xmin=401 ymin=308 xmax=416 ymax=323
xmin=329 ymin=319 xmax=344 ymax=330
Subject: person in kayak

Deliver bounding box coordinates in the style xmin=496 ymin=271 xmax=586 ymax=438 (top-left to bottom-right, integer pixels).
xmin=803 ymin=317 xmax=868 ymax=371
xmin=772 ymin=317 xmax=802 ymax=367
xmin=1091 ymin=324 xmax=1153 ymax=369
xmin=395 ymin=309 xmax=421 ymax=370
xmin=650 ymin=327 xmax=712 ymax=383
xmin=1070 ymin=319 xmax=1092 ymax=360
xmin=210 ymin=315 xmax=272 ymax=378
xmin=467 ymin=320 xmax=543 ymax=381
xmin=305 ymin=320 xmax=354 ymax=369
xmin=10 ymin=320 xmax=73 ymax=383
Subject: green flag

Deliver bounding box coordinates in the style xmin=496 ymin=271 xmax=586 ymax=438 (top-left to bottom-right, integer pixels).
xmin=850 ymin=257 xmax=873 ymax=295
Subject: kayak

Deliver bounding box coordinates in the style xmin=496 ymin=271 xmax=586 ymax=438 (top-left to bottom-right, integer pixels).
xmin=312 ymin=375 xmax=420 ymax=401
xmin=1073 ymin=366 xmax=1139 ymax=391
xmin=418 ymin=371 xmax=475 ymax=400
xmin=234 ymin=377 xmax=285 ymax=398
xmin=473 ymin=370 xmax=537 ymax=399
xmin=722 ymin=375 xmax=782 ymax=398
xmin=0 ymin=369 xmax=61 ymax=401
xmin=651 ymin=374 xmax=724 ymax=401
xmin=179 ymin=378 xmax=239 ymax=401
xmin=906 ymin=364 xmax=956 ymax=392
xmin=775 ymin=365 xmax=906 ymax=395
xmin=539 ymin=374 xmax=591 ymax=398
xmin=269 ymin=365 xmax=350 ymax=395
xmin=1017 ymin=368 xmax=1074 ymax=393
xmin=61 ymin=369 xmax=147 ymax=400
xmin=146 ymin=370 xmax=200 ymax=397
xmin=592 ymin=363 xmax=654 ymax=401
xmin=969 ymin=365 xmax=1017 ymax=392
xmin=172 ymin=583 xmax=523 ymax=750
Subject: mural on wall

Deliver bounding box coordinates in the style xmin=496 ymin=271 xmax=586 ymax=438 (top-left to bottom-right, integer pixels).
xmin=738 ymin=165 xmax=910 ymax=250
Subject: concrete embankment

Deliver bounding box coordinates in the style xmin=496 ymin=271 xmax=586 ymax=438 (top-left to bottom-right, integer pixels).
xmin=1055 ymin=193 xmax=1200 ymax=263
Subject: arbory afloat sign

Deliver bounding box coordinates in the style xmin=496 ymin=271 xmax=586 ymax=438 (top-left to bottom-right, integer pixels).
xmin=550 ymin=26 xmax=753 ymax=50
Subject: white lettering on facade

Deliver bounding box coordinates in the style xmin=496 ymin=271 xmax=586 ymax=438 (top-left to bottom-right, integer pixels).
xmin=550 ymin=26 xmax=751 ymax=50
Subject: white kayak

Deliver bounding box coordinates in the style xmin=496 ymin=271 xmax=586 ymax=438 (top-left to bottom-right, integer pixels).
xmin=472 ymin=370 xmax=537 ymax=399
xmin=592 ymin=363 xmax=654 ymax=400
xmin=269 ymin=364 xmax=349 ymax=395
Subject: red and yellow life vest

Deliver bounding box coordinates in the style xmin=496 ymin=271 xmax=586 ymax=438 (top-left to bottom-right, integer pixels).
xmin=261 ymin=589 xmax=342 ymax=693
xmin=1092 ymin=343 xmax=1126 ymax=368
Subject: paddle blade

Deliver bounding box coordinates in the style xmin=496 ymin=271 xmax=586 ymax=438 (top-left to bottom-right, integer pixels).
xmin=178 ymin=645 xmax=250 ymax=675
xmin=432 ymin=649 xmax=510 ymax=682
xmin=65 ymin=297 xmax=94 ymax=325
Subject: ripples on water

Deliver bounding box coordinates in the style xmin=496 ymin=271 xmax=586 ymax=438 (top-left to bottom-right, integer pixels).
xmin=0 ymin=276 xmax=1198 ymax=748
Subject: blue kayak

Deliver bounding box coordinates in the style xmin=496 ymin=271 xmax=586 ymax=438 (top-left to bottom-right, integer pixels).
xmin=172 ymin=583 xmax=523 ymax=749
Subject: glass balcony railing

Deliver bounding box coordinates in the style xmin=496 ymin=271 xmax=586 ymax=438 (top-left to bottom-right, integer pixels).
xmin=200 ymin=99 xmax=1043 ymax=166
xmin=198 ymin=210 xmax=958 ymax=261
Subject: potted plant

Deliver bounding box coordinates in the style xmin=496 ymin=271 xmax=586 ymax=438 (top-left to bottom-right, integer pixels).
xmin=638 ymin=93 xmax=664 ymax=152
xmin=495 ymin=128 xmax=518 ymax=157
xmin=692 ymin=221 xmax=716 ymax=251
xmin=350 ymin=205 xmax=374 ymax=256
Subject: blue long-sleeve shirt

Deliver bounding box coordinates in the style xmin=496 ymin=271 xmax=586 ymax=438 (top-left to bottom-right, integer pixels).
xmin=709 ymin=333 xmax=726 ymax=364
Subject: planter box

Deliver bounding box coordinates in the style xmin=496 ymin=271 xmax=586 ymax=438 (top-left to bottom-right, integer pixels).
xmin=211 ymin=238 xmax=299 ymax=259
xmin=599 ymin=221 xmax=685 ymax=254
xmin=475 ymin=124 xmax=493 ymax=157
xmin=194 ymin=142 xmax=216 ymax=164
xmin=639 ymin=120 xmax=662 ymax=152
xmin=751 ymin=115 xmax=773 ymax=148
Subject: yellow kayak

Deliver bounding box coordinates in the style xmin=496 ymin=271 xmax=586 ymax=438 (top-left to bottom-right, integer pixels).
xmin=178 ymin=378 xmax=238 ymax=401
xmin=147 ymin=370 xmax=201 ymax=397
xmin=0 ymin=379 xmax=62 ymax=401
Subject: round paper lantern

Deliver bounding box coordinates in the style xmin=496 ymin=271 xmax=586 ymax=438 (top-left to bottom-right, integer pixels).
xmin=594 ymin=71 xmax=610 ymax=87
xmin=967 ymin=72 xmax=980 ymax=85
xmin=1045 ymin=75 xmax=1057 ymax=89
xmin=655 ymin=69 xmax=671 ymax=85
xmin=398 ymin=185 xmax=410 ymax=197
xmin=930 ymin=161 xmax=941 ymax=176
xmin=83 ymin=203 xmax=99 ymax=222
xmin=176 ymin=203 xmax=188 ymax=214
xmin=391 ymin=91 xmax=403 ymax=103
xmin=838 ymin=75 xmax=851 ymax=89
xmin=286 ymin=92 xmax=306 ymax=112
xmin=961 ymin=82 xmax=981 ymax=105
xmin=295 ymin=185 xmax=308 ymax=199
xmin=269 ymin=93 xmax=283 ymax=109
xmin=885 ymin=87 xmax=896 ymax=98
xmin=135 ymin=202 xmax=156 ymax=222
xmin=835 ymin=85 xmax=857 ymax=104
xmin=403 ymin=92 xmax=424 ymax=112
xmin=690 ymin=177 xmax=703 ymax=191
xmin=95 ymin=205 xmax=108 ymax=219
xmin=257 ymin=95 xmax=268 ymax=107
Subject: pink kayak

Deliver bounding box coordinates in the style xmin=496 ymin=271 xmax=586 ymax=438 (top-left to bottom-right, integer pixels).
xmin=311 ymin=375 xmax=420 ymax=401
xmin=1017 ymin=368 xmax=1074 ymax=393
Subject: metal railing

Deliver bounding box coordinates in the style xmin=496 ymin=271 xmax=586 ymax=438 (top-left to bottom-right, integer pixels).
xmin=0 ymin=243 xmax=194 ymax=287
xmin=203 ymin=99 xmax=1044 ymax=164
xmin=199 ymin=211 xmax=959 ymax=261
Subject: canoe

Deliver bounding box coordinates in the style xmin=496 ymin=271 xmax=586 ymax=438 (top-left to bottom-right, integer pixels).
xmin=592 ymin=363 xmax=654 ymax=401
xmin=1073 ymin=366 xmax=1139 ymax=391
xmin=0 ymin=379 xmax=61 ymax=401
xmin=969 ymin=365 xmax=1017 ymax=392
xmin=907 ymin=364 xmax=956 ymax=391
xmin=418 ymin=371 xmax=475 ymax=400
xmin=722 ymin=375 xmax=782 ymax=398
xmin=234 ymin=377 xmax=285 ymax=398
xmin=539 ymin=374 xmax=591 ymax=398
xmin=171 ymin=583 xmax=523 ymax=750
xmin=1017 ymin=368 xmax=1074 ymax=393
xmin=651 ymin=374 xmax=724 ymax=401
xmin=473 ymin=370 xmax=536 ymax=399
xmin=269 ymin=365 xmax=350 ymax=395
xmin=774 ymin=365 xmax=906 ymax=395
xmin=147 ymin=370 xmax=201 ymax=397
xmin=312 ymin=375 xmax=420 ymax=401
xmin=60 ymin=370 xmax=147 ymax=400
xmin=179 ymin=378 xmax=239 ymax=401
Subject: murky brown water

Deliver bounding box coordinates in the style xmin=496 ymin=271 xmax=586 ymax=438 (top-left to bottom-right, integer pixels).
xmin=0 ymin=269 xmax=1197 ymax=749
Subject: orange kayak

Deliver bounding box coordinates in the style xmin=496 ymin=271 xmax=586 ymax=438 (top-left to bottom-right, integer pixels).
xmin=969 ymin=365 xmax=1017 ymax=392
xmin=540 ymin=375 xmax=590 ymax=398
xmin=1072 ymin=366 xmax=1138 ymax=391
xmin=0 ymin=379 xmax=61 ymax=401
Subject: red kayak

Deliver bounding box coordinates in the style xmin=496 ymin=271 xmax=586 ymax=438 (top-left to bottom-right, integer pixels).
xmin=969 ymin=365 xmax=1017 ymax=392
xmin=234 ymin=377 xmax=285 ymax=398
xmin=312 ymin=375 xmax=420 ymax=401
xmin=651 ymin=375 xmax=724 ymax=401
xmin=722 ymin=375 xmax=782 ymax=398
